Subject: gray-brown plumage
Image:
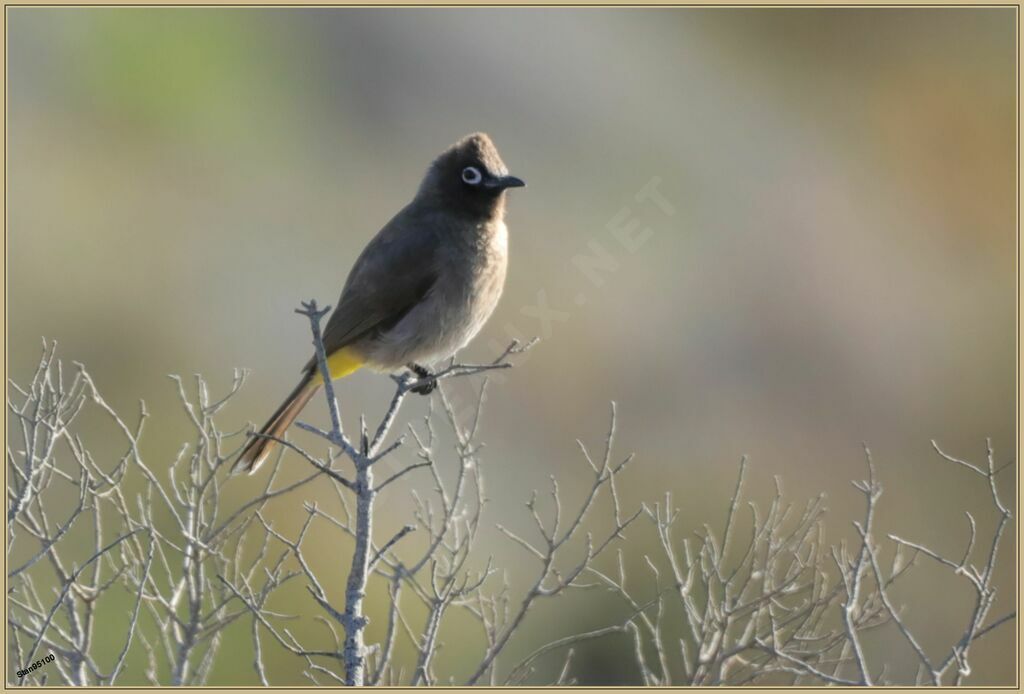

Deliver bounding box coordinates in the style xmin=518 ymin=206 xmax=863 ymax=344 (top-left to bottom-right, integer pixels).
xmin=233 ymin=133 xmax=524 ymax=474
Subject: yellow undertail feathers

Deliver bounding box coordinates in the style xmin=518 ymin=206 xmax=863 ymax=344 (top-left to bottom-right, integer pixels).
xmin=310 ymin=346 xmax=365 ymax=384
xmin=231 ymin=347 xmax=365 ymax=475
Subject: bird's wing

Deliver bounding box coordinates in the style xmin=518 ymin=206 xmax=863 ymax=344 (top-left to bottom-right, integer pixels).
xmin=309 ymin=208 xmax=440 ymax=369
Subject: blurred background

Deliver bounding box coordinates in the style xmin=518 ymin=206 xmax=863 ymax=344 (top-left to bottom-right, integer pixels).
xmin=7 ymin=7 xmax=1016 ymax=685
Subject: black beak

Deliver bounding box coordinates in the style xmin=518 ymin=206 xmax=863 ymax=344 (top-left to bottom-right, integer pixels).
xmin=485 ymin=174 xmax=526 ymax=190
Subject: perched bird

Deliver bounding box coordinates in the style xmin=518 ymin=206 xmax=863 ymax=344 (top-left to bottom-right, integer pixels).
xmin=233 ymin=133 xmax=525 ymax=474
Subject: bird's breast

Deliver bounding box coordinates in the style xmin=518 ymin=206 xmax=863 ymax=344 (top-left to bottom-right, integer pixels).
xmin=429 ymin=220 xmax=508 ymax=351
xmin=470 ymin=219 xmax=508 ymax=303
xmin=364 ymin=219 xmax=509 ymax=369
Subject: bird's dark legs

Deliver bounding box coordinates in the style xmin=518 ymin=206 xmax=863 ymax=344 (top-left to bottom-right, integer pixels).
xmin=407 ymin=363 xmax=437 ymax=395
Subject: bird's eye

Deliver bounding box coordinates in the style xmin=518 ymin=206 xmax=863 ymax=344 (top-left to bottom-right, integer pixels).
xmin=461 ymin=166 xmax=483 ymax=185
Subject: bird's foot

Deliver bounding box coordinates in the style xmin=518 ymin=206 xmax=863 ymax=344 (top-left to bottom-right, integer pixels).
xmin=408 ymin=363 xmax=437 ymax=395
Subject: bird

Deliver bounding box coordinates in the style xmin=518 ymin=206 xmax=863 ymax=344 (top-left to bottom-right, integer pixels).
xmin=232 ymin=133 xmax=525 ymax=474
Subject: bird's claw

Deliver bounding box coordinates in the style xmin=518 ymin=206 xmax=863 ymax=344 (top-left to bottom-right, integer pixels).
xmin=408 ymin=363 xmax=437 ymax=396
xmin=411 ymin=380 xmax=436 ymax=396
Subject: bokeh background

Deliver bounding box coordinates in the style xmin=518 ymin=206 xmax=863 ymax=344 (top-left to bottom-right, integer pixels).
xmin=7 ymin=7 xmax=1016 ymax=685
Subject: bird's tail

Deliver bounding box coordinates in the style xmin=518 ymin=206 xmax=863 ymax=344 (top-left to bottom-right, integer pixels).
xmin=231 ymin=373 xmax=321 ymax=475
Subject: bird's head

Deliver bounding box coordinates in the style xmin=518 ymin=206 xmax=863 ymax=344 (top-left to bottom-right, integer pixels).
xmin=418 ymin=133 xmax=525 ymax=219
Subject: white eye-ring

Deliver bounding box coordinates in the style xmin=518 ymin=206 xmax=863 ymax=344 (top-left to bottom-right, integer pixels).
xmin=461 ymin=166 xmax=483 ymax=185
